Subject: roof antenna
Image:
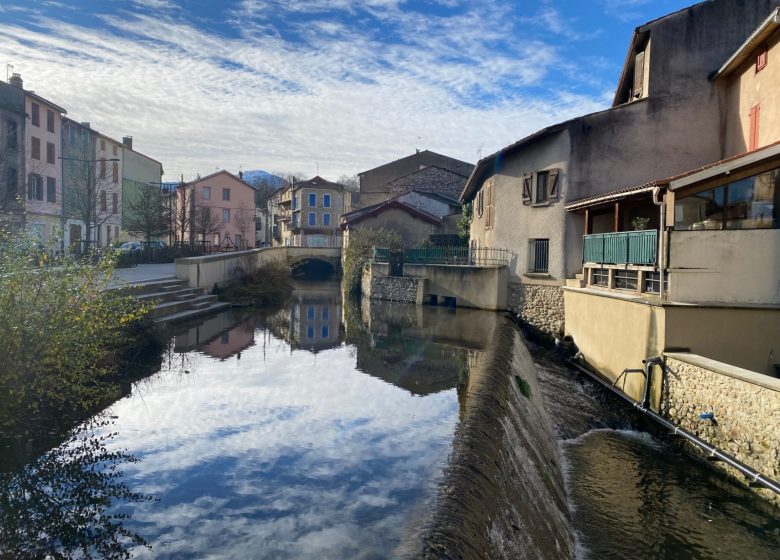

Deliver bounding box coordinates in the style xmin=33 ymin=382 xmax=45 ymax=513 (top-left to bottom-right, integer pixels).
xmin=477 ymin=143 xmax=483 ymax=160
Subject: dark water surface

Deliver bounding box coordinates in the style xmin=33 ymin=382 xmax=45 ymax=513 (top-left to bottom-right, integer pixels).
xmin=1 ymin=281 xmax=778 ymax=558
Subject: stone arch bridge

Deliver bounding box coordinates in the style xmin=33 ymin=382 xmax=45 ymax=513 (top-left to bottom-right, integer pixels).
xmin=175 ymin=246 xmax=342 ymax=289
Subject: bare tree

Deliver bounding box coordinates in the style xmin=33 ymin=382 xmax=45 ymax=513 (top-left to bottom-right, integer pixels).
xmin=337 ymin=174 xmax=359 ymax=192
xmin=124 ymin=183 xmax=166 ymax=243
xmin=192 ymin=195 xmax=221 ymax=248
xmin=233 ymin=202 xmax=254 ymax=249
xmin=171 ymin=182 xmax=193 ymax=245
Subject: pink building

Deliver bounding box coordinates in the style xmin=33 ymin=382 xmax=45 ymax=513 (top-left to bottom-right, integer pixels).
xmin=179 ymin=170 xmax=257 ymax=250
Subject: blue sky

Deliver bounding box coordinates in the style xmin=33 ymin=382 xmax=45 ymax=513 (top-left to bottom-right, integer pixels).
xmin=0 ymin=0 xmax=694 ymax=180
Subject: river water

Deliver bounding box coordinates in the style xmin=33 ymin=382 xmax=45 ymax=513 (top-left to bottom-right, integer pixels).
xmin=1 ymin=281 xmax=778 ymax=559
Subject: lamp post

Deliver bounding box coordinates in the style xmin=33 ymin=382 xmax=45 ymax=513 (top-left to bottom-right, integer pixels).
xmin=59 ymin=156 xmax=119 ymax=254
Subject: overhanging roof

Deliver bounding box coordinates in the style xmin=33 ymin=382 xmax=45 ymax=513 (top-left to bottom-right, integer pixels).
xmin=668 ymin=141 xmax=780 ymax=191
xmin=565 ymin=182 xmax=659 ymax=211
xmin=712 ymin=7 xmax=780 ymax=80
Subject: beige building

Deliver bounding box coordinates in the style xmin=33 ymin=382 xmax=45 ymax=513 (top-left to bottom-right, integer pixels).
xmin=277 ymin=176 xmax=348 ymax=247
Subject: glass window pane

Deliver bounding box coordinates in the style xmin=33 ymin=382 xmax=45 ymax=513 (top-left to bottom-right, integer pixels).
xmin=674 ymin=186 xmax=725 ymax=230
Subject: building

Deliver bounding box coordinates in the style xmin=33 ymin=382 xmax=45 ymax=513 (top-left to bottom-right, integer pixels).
xmin=121 ymin=136 xmax=164 ymax=243
xmin=358 ymin=150 xmax=473 ymax=208
xmin=341 ymin=190 xmax=462 ymax=247
xmin=461 ymin=0 xmax=778 ymax=337
xmin=0 ymin=74 xmax=26 ymax=231
xmin=179 ymin=170 xmax=257 ymax=250
xmin=277 ymin=176 xmax=348 ymax=247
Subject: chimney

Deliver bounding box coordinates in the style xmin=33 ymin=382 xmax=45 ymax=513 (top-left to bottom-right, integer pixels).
xmin=122 ymin=136 xmax=133 ymax=150
xmin=8 ymin=73 xmax=23 ymax=89
xmin=80 ymin=122 xmax=91 ymax=129
xmin=239 ymin=171 xmax=243 ymax=179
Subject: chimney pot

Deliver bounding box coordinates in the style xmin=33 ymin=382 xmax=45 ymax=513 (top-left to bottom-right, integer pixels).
xmin=239 ymin=171 xmax=243 ymax=179
xmin=80 ymin=122 xmax=91 ymax=129
xmin=122 ymin=136 xmax=133 ymax=149
xmin=8 ymin=73 xmax=23 ymax=89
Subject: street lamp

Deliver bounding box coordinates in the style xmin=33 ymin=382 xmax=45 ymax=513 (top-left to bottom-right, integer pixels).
xmin=58 ymin=156 xmax=120 ymax=254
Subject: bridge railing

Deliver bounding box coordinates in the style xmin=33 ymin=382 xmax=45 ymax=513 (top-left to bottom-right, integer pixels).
xmin=372 ymin=246 xmax=511 ymax=267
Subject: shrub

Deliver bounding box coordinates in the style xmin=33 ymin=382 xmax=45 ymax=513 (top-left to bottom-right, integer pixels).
xmin=342 ymin=228 xmax=403 ymax=293
xmin=218 ymin=262 xmax=293 ymax=307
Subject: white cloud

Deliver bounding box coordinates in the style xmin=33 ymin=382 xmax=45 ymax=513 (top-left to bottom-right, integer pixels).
xmin=0 ymin=4 xmax=607 ymax=180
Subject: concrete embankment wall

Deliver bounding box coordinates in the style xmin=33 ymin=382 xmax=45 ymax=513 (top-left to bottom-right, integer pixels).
xmin=424 ymin=319 xmax=574 ymax=560
xmin=662 ymin=353 xmax=780 ymax=505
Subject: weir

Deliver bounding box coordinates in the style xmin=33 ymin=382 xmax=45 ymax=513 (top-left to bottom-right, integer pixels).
xmin=424 ymin=318 xmax=575 ymax=560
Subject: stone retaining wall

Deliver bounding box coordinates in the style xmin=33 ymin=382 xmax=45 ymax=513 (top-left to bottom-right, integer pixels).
xmin=507 ymin=283 xmax=564 ymax=337
xmin=361 ymin=268 xmax=421 ymax=304
xmin=663 ymin=353 xmax=780 ymax=505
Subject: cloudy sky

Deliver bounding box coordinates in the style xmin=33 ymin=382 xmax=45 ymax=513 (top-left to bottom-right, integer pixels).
xmin=0 ymin=0 xmax=692 ymax=181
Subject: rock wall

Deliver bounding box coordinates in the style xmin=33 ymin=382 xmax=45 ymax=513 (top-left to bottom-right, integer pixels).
xmin=361 ymin=268 xmax=420 ymax=304
xmin=662 ymin=353 xmax=780 ymax=505
xmin=507 ymin=283 xmax=565 ymax=337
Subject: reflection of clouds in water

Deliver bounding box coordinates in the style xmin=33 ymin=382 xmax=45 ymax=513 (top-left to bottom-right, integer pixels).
xmin=106 ymin=331 xmax=459 ymax=558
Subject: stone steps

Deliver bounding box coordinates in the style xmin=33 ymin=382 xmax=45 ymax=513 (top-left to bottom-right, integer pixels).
xmin=154 ymin=301 xmax=232 ymax=324
xmin=114 ymin=276 xmax=229 ymax=323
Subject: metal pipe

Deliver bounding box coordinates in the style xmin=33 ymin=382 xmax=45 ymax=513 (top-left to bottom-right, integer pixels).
xmin=652 ymin=186 xmax=665 ymax=301
xmin=567 ymin=358 xmax=780 ymax=495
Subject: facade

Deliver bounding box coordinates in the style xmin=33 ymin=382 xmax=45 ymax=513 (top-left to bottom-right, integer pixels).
xmin=277 ymin=176 xmax=348 ymax=247
xmin=462 ymin=0 xmax=778 ymax=337
xmin=341 ymin=190 xmax=461 ymax=247
xmin=21 ymin=79 xmax=67 ymax=245
xmin=179 ymin=170 xmax=257 ymax=250
xmin=0 ymin=74 xmax=26 ymax=231
xmin=358 ymin=150 xmax=473 ymax=208
xmin=122 ymin=137 xmax=164 ymax=243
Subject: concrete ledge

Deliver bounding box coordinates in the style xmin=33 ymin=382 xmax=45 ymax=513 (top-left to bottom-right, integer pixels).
xmin=665 ymin=352 xmax=780 ymax=393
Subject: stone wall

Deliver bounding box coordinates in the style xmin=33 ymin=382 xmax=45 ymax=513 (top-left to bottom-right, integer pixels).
xmin=388 ymin=165 xmax=467 ymax=201
xmin=361 ymin=267 xmax=421 ymax=304
xmin=662 ymin=353 xmax=780 ymax=505
xmin=507 ymin=283 xmax=564 ymax=337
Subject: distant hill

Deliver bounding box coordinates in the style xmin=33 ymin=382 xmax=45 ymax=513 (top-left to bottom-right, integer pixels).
xmin=242 ymin=170 xmax=285 ymax=190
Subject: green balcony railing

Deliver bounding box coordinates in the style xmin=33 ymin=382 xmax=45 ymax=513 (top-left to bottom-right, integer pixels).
xmin=583 ymin=230 xmax=657 ymax=265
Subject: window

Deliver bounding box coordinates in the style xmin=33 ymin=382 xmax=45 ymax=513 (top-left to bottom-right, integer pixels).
xmin=47 ymin=110 xmax=54 ymax=133
xmin=592 ymin=268 xmax=609 ymax=287
xmin=202 ymin=186 xmax=211 ymax=200
xmin=100 ymin=190 xmax=107 ymax=212
xmin=674 ymin=167 xmax=779 ymax=230
xmin=292 ymin=213 xmax=299 ymax=227
xmin=322 ymin=306 xmax=329 ymax=320
xmin=323 ymin=213 xmax=331 ymax=226
xmin=115 ymin=226 xmax=120 ymax=239
xmin=323 ymin=193 xmax=331 ymax=207
xmin=528 ymin=238 xmax=549 ymax=273
xmin=46 ymin=177 xmax=56 ymax=203
xmin=322 ymin=325 xmax=329 ymax=338
xmin=112 ymin=161 xmax=118 ymax=183
xmin=81 ymin=129 xmax=88 ymax=146
xmin=28 ymin=174 xmax=43 ymax=200
xmin=100 ymin=139 xmax=106 ymax=151
xmin=69 ymin=125 xmax=76 ymax=144
xmin=307 ymin=325 xmax=314 ymax=339
xmin=7 ymin=119 xmax=17 ymax=150
xmin=46 ymin=142 xmax=55 ymax=164
xmin=100 ymin=158 xmax=106 ymax=180
xmin=222 ymin=188 xmax=230 ymax=201
xmin=644 ymin=272 xmax=666 ymax=293
xmin=31 ymin=137 xmax=41 ymax=160
xmin=756 ymin=47 xmax=768 ymax=72
xmin=112 ymin=192 xmax=118 ymax=213
xmin=293 ymin=194 xmax=298 ymax=210
xmin=614 ymin=270 xmax=638 ymax=291
xmin=112 ymin=145 xmax=118 ymax=156
xmin=485 ymin=181 xmax=494 ymax=228
xmin=31 ymin=102 xmax=40 ymax=127
xmin=476 ymin=189 xmax=484 ymax=217
xmin=523 ymin=169 xmax=560 ymax=205
xmin=309 ymin=193 xmax=316 ymax=207
xmin=223 ymin=208 xmax=230 ymax=223
xmin=308 ymin=212 xmax=316 ymax=226
xmin=749 ymin=104 xmax=760 ymax=151
xmin=307 ymin=306 xmax=315 ymax=320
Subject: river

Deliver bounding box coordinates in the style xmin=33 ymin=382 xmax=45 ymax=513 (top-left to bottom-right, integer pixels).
xmin=1 ymin=281 xmax=778 ymax=559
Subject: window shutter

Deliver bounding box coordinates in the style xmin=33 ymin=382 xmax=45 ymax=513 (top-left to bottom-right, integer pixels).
xmin=548 ymin=168 xmax=560 ymax=201
xmin=633 ymin=50 xmax=645 ymax=98
xmin=522 ymin=174 xmax=532 ymax=205
xmin=749 ymin=104 xmax=760 ymax=151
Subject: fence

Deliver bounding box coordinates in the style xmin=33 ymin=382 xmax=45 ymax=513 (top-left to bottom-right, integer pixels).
xmin=372 ymin=246 xmax=512 ymax=267
xmin=582 ymin=230 xmax=657 ymax=265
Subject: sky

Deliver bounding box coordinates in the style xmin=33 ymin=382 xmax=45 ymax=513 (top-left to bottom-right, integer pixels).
xmin=0 ymin=0 xmax=694 ymax=181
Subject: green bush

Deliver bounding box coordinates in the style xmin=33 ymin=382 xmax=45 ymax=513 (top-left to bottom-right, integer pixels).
xmin=342 ymin=228 xmax=403 ymax=293
xmin=0 ymin=231 xmax=152 ymax=440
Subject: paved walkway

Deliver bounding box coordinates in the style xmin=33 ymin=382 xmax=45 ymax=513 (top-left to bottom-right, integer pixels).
xmin=108 ymin=263 xmax=176 ymax=288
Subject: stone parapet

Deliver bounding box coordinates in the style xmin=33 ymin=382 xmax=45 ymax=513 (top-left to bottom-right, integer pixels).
xmin=362 ymin=267 xmax=423 ymax=304
xmin=507 ymin=283 xmax=564 ymax=337
xmin=663 ymin=353 xmax=780 ymax=505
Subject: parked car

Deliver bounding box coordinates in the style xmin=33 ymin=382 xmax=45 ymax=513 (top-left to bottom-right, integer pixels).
xmin=143 ymin=240 xmax=168 ymax=250
xmin=118 ymin=241 xmax=142 ymax=254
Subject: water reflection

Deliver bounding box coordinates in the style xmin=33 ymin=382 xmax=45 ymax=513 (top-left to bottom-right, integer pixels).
xmin=0 ymin=420 xmax=153 ymax=559
xmin=94 ymin=282 xmax=492 ymax=558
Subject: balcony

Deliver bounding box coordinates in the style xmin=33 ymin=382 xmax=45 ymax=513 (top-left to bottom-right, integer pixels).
xmin=583 ymin=230 xmax=657 ymax=265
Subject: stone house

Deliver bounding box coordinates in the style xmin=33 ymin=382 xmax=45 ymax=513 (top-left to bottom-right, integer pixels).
xmin=276 ymin=176 xmax=349 ymax=247
xmin=340 ymin=190 xmax=461 ymax=247
xmin=358 ymin=150 xmax=473 ymax=208
xmin=461 ymin=0 xmax=778 ymax=337
xmin=0 ymin=74 xmax=26 ymax=231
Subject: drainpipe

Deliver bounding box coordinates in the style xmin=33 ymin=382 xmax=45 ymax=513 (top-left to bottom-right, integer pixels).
xmin=652 ymin=186 xmax=665 ymax=301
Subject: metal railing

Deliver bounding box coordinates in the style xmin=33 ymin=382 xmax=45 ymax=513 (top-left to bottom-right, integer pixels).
xmin=583 ymin=229 xmax=657 ymax=265
xmin=372 ymin=246 xmax=511 ymax=266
